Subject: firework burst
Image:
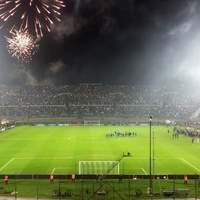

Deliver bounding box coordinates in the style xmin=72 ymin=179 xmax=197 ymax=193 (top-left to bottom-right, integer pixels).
xmin=0 ymin=0 xmax=65 ymax=37
xmin=6 ymin=28 xmax=37 ymax=63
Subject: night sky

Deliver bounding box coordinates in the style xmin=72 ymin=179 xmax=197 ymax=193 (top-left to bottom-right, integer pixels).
xmin=0 ymin=0 xmax=200 ymax=86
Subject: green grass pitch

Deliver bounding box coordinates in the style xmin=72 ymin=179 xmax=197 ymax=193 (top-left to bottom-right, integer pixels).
xmin=0 ymin=125 xmax=200 ymax=175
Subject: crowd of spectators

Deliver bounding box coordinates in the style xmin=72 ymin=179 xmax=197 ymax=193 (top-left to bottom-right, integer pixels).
xmin=0 ymin=84 xmax=200 ymax=121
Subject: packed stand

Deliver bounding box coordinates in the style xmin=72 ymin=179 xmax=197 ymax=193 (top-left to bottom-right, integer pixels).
xmin=0 ymin=84 xmax=200 ymax=120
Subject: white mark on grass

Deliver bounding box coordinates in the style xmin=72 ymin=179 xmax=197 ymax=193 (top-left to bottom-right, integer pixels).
xmin=51 ymin=167 xmax=72 ymax=174
xmin=142 ymin=168 xmax=147 ymax=175
xmin=127 ymin=157 xmax=148 ymax=160
xmin=179 ymin=158 xmax=200 ymax=172
xmin=125 ymin=167 xmax=147 ymax=175
xmin=0 ymin=127 xmax=25 ymax=139
xmin=0 ymin=158 xmax=14 ymax=171
xmin=15 ymin=157 xmax=73 ymax=160
xmin=51 ymin=168 xmax=56 ymax=174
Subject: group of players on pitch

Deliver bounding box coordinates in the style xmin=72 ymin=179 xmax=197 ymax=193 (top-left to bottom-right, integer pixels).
xmin=106 ymin=130 xmax=137 ymax=137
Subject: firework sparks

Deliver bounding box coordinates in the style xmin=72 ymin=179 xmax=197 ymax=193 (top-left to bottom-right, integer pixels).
xmin=6 ymin=28 xmax=37 ymax=63
xmin=0 ymin=0 xmax=65 ymax=37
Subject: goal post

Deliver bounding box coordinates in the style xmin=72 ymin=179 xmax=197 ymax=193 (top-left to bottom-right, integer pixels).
xmin=79 ymin=161 xmax=119 ymax=175
xmin=83 ymin=120 xmax=101 ymax=126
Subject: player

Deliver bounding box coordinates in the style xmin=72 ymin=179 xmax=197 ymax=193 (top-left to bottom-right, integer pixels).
xmin=184 ymin=175 xmax=188 ymax=184
xmin=71 ymin=174 xmax=75 ymax=183
xmin=50 ymin=174 xmax=54 ymax=183
xmin=4 ymin=175 xmax=8 ymax=184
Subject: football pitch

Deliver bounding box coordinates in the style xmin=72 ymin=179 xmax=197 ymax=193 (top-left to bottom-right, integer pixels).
xmin=0 ymin=125 xmax=200 ymax=175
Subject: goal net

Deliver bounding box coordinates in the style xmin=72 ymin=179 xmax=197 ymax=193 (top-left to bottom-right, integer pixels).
xmin=79 ymin=161 xmax=119 ymax=175
xmin=83 ymin=121 xmax=101 ymax=126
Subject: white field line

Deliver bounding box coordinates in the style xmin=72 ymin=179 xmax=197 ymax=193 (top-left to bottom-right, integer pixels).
xmin=3 ymin=157 xmax=196 ymax=174
xmin=15 ymin=155 xmax=117 ymax=159
xmin=80 ymin=160 xmax=117 ymax=162
xmin=179 ymin=158 xmax=200 ymax=172
xmin=0 ymin=158 xmax=14 ymax=171
xmin=51 ymin=167 xmax=70 ymax=174
xmin=15 ymin=157 xmax=73 ymax=160
xmin=51 ymin=168 xmax=56 ymax=174
xmin=124 ymin=167 xmax=147 ymax=175
xmin=0 ymin=127 xmax=25 ymax=139
xmin=142 ymin=168 xmax=147 ymax=175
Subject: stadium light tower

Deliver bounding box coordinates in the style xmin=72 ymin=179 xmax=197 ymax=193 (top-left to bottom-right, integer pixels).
xmin=149 ymin=115 xmax=153 ymax=196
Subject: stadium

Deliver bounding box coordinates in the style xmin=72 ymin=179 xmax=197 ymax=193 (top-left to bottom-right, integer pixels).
xmin=0 ymin=84 xmax=200 ymax=199
xmin=1 ymin=0 xmax=200 ymax=199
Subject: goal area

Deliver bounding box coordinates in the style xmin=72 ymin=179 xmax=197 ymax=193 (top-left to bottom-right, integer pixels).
xmin=83 ymin=120 xmax=101 ymax=126
xmin=79 ymin=161 xmax=119 ymax=175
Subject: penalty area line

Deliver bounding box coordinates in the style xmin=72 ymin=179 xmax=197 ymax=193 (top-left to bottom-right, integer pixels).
xmin=179 ymin=158 xmax=200 ymax=172
xmin=51 ymin=167 xmax=71 ymax=174
xmin=0 ymin=158 xmax=14 ymax=172
xmin=142 ymin=168 xmax=147 ymax=175
xmin=126 ymin=168 xmax=147 ymax=175
xmin=51 ymin=168 xmax=56 ymax=174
